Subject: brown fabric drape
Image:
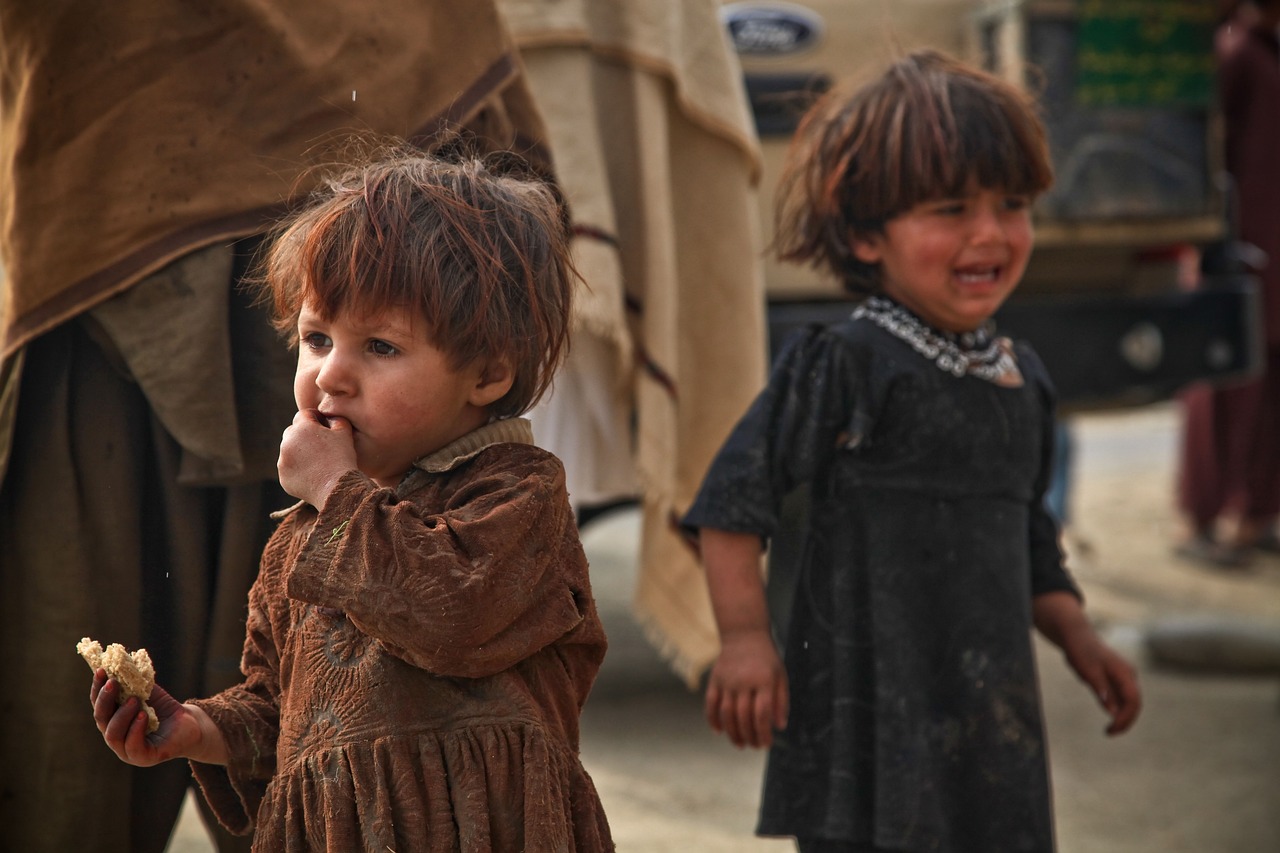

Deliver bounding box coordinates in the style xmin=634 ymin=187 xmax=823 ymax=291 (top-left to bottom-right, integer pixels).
xmin=0 ymin=0 xmax=544 ymax=359
xmin=0 ymin=289 xmax=288 ymax=852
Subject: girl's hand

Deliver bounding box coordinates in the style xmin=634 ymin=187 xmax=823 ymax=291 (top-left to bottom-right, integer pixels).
xmin=90 ymin=669 xmax=207 ymax=766
xmin=1061 ymin=633 xmax=1143 ymax=736
xmin=278 ymin=408 xmax=357 ymax=507
xmin=1033 ymin=590 xmax=1141 ymax=736
xmin=704 ymin=629 xmax=789 ymax=749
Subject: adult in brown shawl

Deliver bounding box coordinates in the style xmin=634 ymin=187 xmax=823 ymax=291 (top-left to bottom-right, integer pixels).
xmin=0 ymin=3 xmax=548 ymax=851
xmin=1177 ymin=0 xmax=1280 ymax=566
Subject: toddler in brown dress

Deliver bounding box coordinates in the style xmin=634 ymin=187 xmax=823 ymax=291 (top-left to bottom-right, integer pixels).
xmin=89 ymin=147 xmax=614 ymax=852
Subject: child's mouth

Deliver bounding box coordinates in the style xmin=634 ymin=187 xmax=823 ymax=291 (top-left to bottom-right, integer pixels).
xmin=317 ymin=410 xmax=352 ymax=432
xmin=955 ymin=266 xmax=1001 ymax=285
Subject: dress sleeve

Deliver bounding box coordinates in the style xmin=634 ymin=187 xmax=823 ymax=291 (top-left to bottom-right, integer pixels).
xmin=683 ymin=324 xmax=863 ymax=540
xmin=188 ymin=531 xmax=288 ymax=835
xmin=1020 ymin=344 xmax=1083 ymax=601
xmin=286 ymin=453 xmax=589 ymax=679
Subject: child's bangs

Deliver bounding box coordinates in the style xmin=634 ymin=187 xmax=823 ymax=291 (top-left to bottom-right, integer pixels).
xmin=949 ymin=87 xmax=1053 ymax=199
xmin=895 ymin=83 xmax=1052 ymax=208
xmin=859 ymin=53 xmax=1054 ymax=219
xmin=295 ymin=193 xmax=419 ymax=325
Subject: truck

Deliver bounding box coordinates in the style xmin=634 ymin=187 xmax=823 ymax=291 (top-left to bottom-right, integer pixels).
xmin=721 ymin=0 xmax=1260 ymax=409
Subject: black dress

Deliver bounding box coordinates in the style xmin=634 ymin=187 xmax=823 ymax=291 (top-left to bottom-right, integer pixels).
xmin=683 ymin=309 xmax=1080 ymax=853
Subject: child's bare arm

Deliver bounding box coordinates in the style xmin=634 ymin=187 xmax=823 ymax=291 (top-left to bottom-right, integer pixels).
xmin=702 ymin=527 xmax=789 ymax=749
xmin=1033 ymin=590 xmax=1142 ymax=735
xmin=90 ymin=669 xmax=228 ymax=767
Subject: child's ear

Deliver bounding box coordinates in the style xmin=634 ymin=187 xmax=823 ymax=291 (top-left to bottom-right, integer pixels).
xmin=849 ymin=229 xmax=884 ymax=264
xmin=469 ymin=357 xmax=515 ymax=409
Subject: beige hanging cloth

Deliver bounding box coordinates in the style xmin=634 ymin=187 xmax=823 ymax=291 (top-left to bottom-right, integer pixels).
xmin=503 ymin=0 xmax=769 ymax=684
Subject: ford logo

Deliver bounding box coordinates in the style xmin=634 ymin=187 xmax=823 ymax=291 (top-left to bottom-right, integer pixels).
xmin=722 ymin=2 xmax=825 ymax=56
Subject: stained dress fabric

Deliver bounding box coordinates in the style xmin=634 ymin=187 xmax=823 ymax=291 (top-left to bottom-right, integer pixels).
xmin=191 ymin=422 xmax=613 ymax=852
xmin=683 ymin=312 xmax=1079 ymax=852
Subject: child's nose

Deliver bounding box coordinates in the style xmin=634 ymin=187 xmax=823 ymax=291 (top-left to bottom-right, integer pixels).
xmin=315 ymin=351 xmax=355 ymax=395
xmin=969 ymin=203 xmax=1007 ymax=243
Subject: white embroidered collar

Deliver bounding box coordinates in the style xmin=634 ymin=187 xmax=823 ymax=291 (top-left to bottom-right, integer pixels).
xmin=851 ymin=296 xmax=1022 ymax=387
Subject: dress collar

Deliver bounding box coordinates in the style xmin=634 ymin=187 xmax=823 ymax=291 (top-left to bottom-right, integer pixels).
xmin=852 ymin=296 xmax=1023 ymax=387
xmin=412 ymin=417 xmax=535 ymax=474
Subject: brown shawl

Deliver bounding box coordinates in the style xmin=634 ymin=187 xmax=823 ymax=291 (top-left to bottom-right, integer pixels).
xmin=0 ymin=0 xmax=544 ymax=358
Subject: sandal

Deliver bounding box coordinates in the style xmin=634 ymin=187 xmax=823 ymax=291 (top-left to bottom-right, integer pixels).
xmin=1174 ymin=534 xmax=1252 ymax=569
xmin=1249 ymin=529 xmax=1280 ymax=555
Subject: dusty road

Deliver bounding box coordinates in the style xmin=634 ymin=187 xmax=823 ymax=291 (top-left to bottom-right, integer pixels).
xmin=169 ymin=402 xmax=1280 ymax=853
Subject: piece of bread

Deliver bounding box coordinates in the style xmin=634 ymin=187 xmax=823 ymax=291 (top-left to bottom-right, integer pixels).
xmin=78 ymin=637 xmax=159 ymax=733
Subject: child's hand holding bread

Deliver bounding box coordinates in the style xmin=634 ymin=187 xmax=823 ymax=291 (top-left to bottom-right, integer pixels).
xmin=80 ymin=637 xmax=228 ymax=767
xmin=78 ymin=638 xmax=159 ymax=732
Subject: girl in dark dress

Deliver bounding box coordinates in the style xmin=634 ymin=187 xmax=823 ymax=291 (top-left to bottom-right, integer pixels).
xmin=682 ymin=50 xmax=1142 ymax=853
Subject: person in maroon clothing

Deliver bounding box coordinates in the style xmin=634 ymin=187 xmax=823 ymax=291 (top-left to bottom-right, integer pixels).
xmin=88 ymin=148 xmax=614 ymax=852
xmin=1177 ymin=0 xmax=1280 ymax=567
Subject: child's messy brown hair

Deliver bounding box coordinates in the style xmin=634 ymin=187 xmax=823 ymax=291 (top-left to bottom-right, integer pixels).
xmin=774 ymin=49 xmax=1054 ymax=294
xmin=258 ymin=145 xmax=575 ymax=418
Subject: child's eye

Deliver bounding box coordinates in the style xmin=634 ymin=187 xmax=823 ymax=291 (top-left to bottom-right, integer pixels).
xmin=369 ymin=339 xmax=398 ymax=358
xmin=930 ymin=201 xmax=966 ymax=215
xmin=301 ymin=332 xmax=332 ymax=351
xmin=1003 ymin=195 xmax=1031 ymax=211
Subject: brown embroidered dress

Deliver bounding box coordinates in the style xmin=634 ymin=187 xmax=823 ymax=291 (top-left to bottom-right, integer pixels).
xmin=190 ymin=419 xmax=613 ymax=852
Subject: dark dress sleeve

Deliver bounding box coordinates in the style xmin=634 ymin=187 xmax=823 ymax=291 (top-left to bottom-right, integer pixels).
xmin=683 ymin=324 xmax=866 ymax=540
xmin=1019 ymin=343 xmax=1083 ymax=600
xmin=286 ymin=449 xmax=589 ymax=679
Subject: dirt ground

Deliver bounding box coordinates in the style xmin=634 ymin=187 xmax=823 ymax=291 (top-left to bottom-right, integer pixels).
xmin=167 ymin=402 xmax=1280 ymax=853
xmin=1063 ymin=403 xmax=1280 ymax=630
xmin=1038 ymin=403 xmax=1280 ymax=853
